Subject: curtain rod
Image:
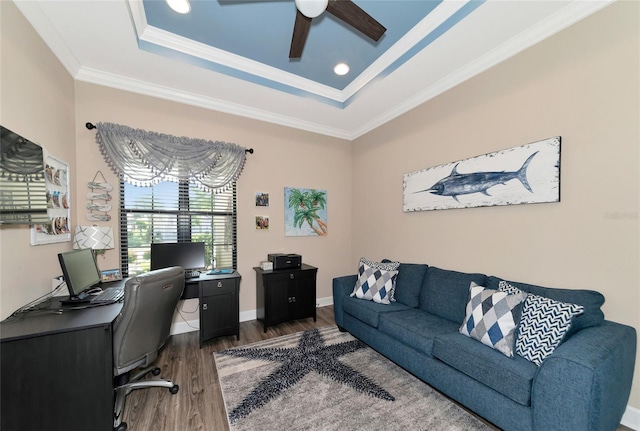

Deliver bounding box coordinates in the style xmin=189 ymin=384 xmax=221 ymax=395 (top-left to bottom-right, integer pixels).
xmin=85 ymin=122 xmax=254 ymax=154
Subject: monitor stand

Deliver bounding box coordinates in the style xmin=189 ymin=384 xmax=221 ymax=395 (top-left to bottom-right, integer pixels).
xmin=58 ymin=293 xmax=91 ymax=305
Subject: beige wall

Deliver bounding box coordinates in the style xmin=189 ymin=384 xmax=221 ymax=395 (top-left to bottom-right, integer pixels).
xmin=351 ymin=1 xmax=639 ymax=409
xmin=73 ymin=82 xmax=353 ymax=324
xmin=0 ymin=1 xmax=76 ymax=318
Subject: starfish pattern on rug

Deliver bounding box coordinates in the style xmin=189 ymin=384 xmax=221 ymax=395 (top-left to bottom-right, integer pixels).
xmin=218 ymin=328 xmax=395 ymax=423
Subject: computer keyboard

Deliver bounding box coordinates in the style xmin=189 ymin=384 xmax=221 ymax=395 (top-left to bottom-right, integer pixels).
xmin=91 ymin=287 xmax=124 ymax=303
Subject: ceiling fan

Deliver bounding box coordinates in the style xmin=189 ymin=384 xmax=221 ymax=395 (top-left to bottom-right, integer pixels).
xmin=290 ymin=0 xmax=386 ymax=58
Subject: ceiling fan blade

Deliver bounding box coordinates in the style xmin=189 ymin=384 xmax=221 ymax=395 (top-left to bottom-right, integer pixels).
xmin=326 ymin=0 xmax=386 ymax=41
xmin=289 ymin=9 xmax=312 ymax=58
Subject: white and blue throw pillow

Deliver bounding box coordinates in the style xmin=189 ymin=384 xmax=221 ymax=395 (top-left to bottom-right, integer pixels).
xmin=362 ymin=258 xmax=400 ymax=300
xmin=459 ymin=282 xmax=526 ymax=357
xmin=498 ymin=281 xmax=585 ymax=366
xmin=351 ymin=258 xmax=399 ymax=305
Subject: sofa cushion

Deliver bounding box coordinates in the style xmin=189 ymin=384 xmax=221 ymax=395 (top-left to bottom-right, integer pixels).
xmin=351 ymin=258 xmax=399 ymax=304
xmin=388 ymin=262 xmax=428 ymax=307
xmin=342 ymin=296 xmax=413 ymax=328
xmin=499 ymin=281 xmax=585 ymax=366
xmin=420 ymin=267 xmax=487 ymax=324
xmin=378 ymin=309 xmax=460 ymax=356
xmin=487 ymin=276 xmax=604 ymax=337
xmin=433 ymin=333 xmax=538 ymax=406
xmin=460 ymin=282 xmax=526 ymax=357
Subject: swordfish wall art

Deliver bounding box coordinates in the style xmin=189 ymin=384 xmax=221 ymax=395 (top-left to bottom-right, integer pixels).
xmin=403 ymin=137 xmax=561 ymax=212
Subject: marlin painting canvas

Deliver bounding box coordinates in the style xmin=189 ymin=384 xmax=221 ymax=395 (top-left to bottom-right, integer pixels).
xmin=403 ymin=137 xmax=561 ymax=212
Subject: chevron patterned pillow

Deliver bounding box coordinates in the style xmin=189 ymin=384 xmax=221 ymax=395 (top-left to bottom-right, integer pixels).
xmin=459 ymin=282 xmax=526 ymax=357
xmin=498 ymin=280 xmax=522 ymax=295
xmin=499 ymin=281 xmax=586 ymax=365
xmin=350 ymin=258 xmax=399 ymax=305
xmin=515 ymin=293 xmax=585 ymax=365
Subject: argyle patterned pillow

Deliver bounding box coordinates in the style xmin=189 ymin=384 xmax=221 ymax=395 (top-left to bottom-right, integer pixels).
xmin=350 ymin=259 xmax=398 ymax=305
xmin=361 ymin=258 xmax=400 ymax=301
xmin=459 ymin=282 xmax=526 ymax=357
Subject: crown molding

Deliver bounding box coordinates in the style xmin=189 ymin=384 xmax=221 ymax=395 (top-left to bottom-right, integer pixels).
xmin=129 ymin=0 xmax=344 ymax=103
xmin=128 ymin=0 xmax=476 ymax=106
xmin=349 ymin=0 xmax=615 ymax=140
xmin=15 ymin=0 xmax=614 ymax=141
xmin=74 ymin=66 xmax=353 ymax=140
xmin=340 ymin=0 xmax=472 ymax=101
xmin=13 ymin=0 xmax=82 ymax=78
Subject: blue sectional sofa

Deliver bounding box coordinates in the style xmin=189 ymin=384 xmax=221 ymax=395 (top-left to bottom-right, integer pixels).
xmin=333 ymin=262 xmax=636 ymax=431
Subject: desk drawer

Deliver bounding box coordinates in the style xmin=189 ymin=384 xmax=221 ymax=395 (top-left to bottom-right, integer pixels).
xmin=201 ymin=279 xmax=237 ymax=297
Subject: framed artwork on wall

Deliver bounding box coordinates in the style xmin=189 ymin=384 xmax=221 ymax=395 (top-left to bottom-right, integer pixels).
xmin=256 ymin=215 xmax=269 ymax=230
xmin=284 ymin=187 xmax=327 ymax=236
xmin=403 ymin=137 xmax=561 ymax=212
xmin=30 ymin=155 xmax=71 ymax=245
xmin=101 ymin=268 xmax=122 ymax=282
xmin=255 ymin=192 xmax=269 ymax=207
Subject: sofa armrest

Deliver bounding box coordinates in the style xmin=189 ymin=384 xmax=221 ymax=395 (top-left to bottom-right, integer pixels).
xmin=532 ymin=320 xmax=636 ymax=431
xmin=332 ymin=275 xmax=356 ymax=328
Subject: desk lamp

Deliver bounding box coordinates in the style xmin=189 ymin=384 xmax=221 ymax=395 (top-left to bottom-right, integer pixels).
xmin=73 ymin=225 xmax=114 ymax=270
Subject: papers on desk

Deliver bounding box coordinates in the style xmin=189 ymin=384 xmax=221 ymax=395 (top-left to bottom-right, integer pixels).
xmin=207 ymin=269 xmax=233 ymax=275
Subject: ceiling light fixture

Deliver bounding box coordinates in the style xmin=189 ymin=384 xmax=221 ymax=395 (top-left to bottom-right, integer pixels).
xmin=166 ymin=0 xmax=191 ymax=14
xmin=334 ymin=63 xmax=350 ymax=76
xmin=295 ymin=0 xmax=328 ymax=19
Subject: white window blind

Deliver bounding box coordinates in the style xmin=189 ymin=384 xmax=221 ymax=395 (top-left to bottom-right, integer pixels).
xmin=119 ymin=179 xmax=237 ymax=276
xmin=0 ymin=172 xmax=48 ymax=225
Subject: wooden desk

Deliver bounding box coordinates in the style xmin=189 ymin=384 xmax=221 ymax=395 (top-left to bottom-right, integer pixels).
xmin=1 ymin=301 xmax=123 ymax=431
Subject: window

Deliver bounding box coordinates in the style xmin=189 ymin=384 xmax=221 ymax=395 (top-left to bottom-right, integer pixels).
xmin=119 ymin=179 xmax=237 ymax=276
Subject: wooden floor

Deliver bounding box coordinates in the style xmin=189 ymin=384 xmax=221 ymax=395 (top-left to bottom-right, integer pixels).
xmin=121 ymin=306 xmax=337 ymax=431
xmin=120 ymin=305 xmax=632 ymax=431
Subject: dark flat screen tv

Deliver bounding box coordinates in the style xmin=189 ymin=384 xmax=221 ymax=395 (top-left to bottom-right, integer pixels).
xmin=150 ymin=242 xmax=206 ymax=272
xmin=0 ymin=126 xmax=48 ymax=225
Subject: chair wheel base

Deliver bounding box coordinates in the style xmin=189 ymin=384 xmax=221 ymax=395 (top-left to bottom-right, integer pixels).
xmin=151 ymin=367 xmax=161 ymax=376
xmin=114 ymin=422 xmax=127 ymax=431
xmin=170 ymin=384 xmax=179 ymax=394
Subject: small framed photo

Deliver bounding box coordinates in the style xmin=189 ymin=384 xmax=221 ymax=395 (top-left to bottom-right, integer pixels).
xmin=101 ymin=268 xmax=122 ymax=282
xmin=255 ymin=192 xmax=269 ymax=207
xmin=255 ymin=215 xmax=269 ymax=230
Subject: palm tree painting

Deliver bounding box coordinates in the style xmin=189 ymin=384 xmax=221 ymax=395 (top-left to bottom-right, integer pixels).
xmin=285 ymin=187 xmax=327 ymax=236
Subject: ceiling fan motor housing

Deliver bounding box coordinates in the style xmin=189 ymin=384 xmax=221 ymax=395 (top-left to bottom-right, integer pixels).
xmin=295 ymin=0 xmax=329 ymax=18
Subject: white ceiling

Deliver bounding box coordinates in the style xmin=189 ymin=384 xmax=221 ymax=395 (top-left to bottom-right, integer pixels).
xmin=14 ymin=0 xmax=612 ymax=140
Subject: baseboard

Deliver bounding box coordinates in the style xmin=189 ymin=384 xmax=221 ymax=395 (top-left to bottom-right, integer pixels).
xmin=622 ymin=405 xmax=640 ymax=430
xmin=317 ymin=295 xmax=333 ymax=307
xmin=170 ymin=319 xmax=199 ymax=335
xmin=170 ymin=296 xmax=334 ymax=336
xmin=240 ymin=309 xmax=257 ymax=323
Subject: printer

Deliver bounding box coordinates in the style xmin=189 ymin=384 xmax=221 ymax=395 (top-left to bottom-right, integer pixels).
xmin=267 ymin=253 xmax=302 ymax=270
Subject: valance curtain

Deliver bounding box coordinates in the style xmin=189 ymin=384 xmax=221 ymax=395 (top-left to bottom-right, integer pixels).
xmin=94 ymin=122 xmax=247 ymax=193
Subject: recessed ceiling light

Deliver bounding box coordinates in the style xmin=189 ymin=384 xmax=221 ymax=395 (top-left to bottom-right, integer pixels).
xmin=166 ymin=0 xmax=191 ymax=14
xmin=334 ymin=63 xmax=350 ymax=76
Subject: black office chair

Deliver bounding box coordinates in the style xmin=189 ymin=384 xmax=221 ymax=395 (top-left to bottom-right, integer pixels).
xmin=112 ymin=266 xmax=185 ymax=431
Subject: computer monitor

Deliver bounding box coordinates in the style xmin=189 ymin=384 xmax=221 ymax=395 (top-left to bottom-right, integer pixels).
xmin=58 ymin=248 xmax=101 ymax=300
xmin=150 ymin=242 xmax=206 ymax=272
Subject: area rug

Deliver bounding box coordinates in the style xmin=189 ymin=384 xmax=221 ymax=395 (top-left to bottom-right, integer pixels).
xmin=214 ymin=326 xmax=493 ymax=431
